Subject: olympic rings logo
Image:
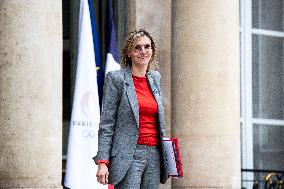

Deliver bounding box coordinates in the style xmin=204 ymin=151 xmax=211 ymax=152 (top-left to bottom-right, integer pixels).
xmin=81 ymin=130 xmax=97 ymax=139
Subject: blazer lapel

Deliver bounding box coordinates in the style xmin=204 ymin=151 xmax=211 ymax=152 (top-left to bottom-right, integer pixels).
xmin=124 ymin=68 xmax=140 ymax=127
xmin=147 ymin=72 xmax=162 ymax=107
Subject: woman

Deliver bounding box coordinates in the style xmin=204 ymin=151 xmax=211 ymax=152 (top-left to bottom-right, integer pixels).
xmin=93 ymin=29 xmax=168 ymax=188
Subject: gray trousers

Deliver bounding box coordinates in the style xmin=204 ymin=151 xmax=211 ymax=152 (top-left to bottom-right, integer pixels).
xmin=114 ymin=144 xmax=161 ymax=189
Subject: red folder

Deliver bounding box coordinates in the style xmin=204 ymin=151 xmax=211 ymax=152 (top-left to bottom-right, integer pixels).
xmin=162 ymin=137 xmax=183 ymax=177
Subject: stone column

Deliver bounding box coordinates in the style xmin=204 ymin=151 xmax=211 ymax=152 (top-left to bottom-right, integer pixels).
xmin=171 ymin=1 xmax=240 ymax=189
xmin=0 ymin=1 xmax=62 ymax=188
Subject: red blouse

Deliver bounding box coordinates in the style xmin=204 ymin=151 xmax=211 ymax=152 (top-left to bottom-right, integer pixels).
xmin=132 ymin=75 xmax=159 ymax=146
xmin=96 ymin=74 xmax=159 ymax=165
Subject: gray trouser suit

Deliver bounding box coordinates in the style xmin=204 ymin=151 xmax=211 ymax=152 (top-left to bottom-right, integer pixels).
xmin=93 ymin=68 xmax=168 ymax=186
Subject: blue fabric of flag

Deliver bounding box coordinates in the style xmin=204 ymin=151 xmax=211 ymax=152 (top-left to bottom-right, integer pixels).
xmin=106 ymin=0 xmax=119 ymax=63
xmin=88 ymin=0 xmax=104 ymax=107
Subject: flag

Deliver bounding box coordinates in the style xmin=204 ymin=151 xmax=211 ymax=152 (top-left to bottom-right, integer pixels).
xmin=88 ymin=0 xmax=104 ymax=107
xmin=105 ymin=0 xmax=120 ymax=74
xmin=64 ymin=0 xmax=107 ymax=188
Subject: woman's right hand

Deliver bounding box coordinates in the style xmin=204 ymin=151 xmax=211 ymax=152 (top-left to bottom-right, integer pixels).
xmin=96 ymin=163 xmax=109 ymax=185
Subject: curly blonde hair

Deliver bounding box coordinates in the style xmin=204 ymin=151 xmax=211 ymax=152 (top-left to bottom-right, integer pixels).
xmin=120 ymin=29 xmax=158 ymax=71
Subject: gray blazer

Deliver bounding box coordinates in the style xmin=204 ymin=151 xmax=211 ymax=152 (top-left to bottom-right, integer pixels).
xmin=93 ymin=67 xmax=168 ymax=185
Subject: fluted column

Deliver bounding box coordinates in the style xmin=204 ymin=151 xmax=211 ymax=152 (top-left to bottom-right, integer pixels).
xmin=0 ymin=1 xmax=62 ymax=188
xmin=172 ymin=1 xmax=240 ymax=188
